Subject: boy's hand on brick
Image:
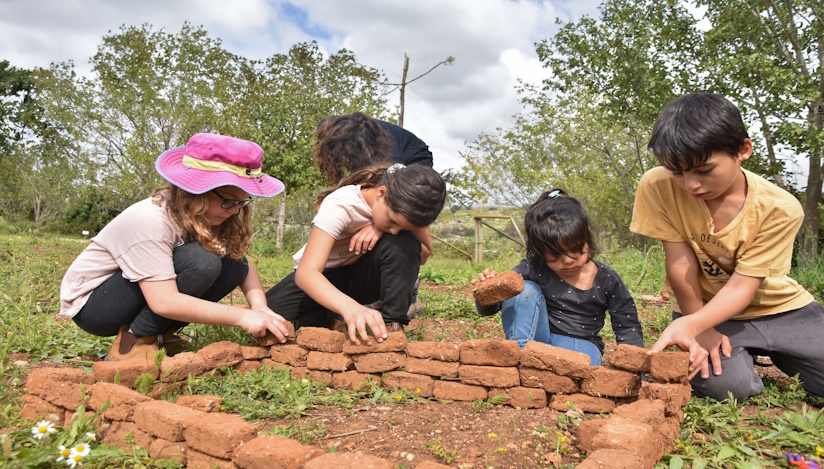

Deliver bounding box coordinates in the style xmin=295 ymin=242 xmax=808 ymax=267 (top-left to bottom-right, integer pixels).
xmin=471 ymin=268 xmax=498 ymax=284
xmin=649 ymin=316 xmax=710 ymax=380
xmin=696 ymin=328 xmax=732 ymax=379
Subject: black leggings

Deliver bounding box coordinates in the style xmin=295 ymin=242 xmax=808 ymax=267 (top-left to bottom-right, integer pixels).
xmin=265 ymin=231 xmax=421 ymax=329
xmin=73 ymin=243 xmax=249 ymax=337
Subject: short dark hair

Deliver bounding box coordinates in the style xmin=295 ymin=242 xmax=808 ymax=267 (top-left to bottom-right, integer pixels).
xmin=648 ymin=93 xmax=749 ymax=171
xmin=314 ymin=112 xmax=392 ymax=184
xmin=315 ymin=163 xmax=446 ymax=228
xmin=524 ymin=188 xmax=598 ymax=267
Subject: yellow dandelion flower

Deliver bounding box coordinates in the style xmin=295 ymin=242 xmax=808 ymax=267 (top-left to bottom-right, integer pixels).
xmin=816 ymin=445 xmax=823 ymax=457
xmin=396 ymin=395 xmax=402 ymax=402
xmin=416 ymin=388 xmax=421 ymax=394
xmin=488 ymin=432 xmax=498 ymax=439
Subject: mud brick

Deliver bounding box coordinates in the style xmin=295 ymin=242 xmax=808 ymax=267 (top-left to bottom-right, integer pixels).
xmin=92 ymin=360 xmax=159 ymax=389
xmin=459 ymin=365 xmax=520 ymax=388
xmin=612 ymin=399 xmax=666 ymax=428
xmin=134 ymin=400 xmax=202 ymax=441
xmin=187 ymin=449 xmax=234 ymax=469
xmin=270 ymin=344 xmax=309 ymax=366
xmin=382 ymin=371 xmax=435 ymax=397
xmin=638 ymin=381 xmax=692 ymax=416
xmin=649 ymin=351 xmax=689 ymax=383
xmin=306 ymin=351 xmax=354 ymax=371
xmin=289 ymin=366 xmax=309 ymax=380
xmin=25 ymin=368 xmax=94 ymax=397
xmin=297 ymin=326 xmax=345 ymax=352
xmin=182 ymin=411 xmax=258 ymax=459
xmin=590 ymin=416 xmax=666 ymax=469
xmin=101 ymin=420 xmax=152 ymax=452
xmin=520 ymin=341 xmax=592 ymax=378
xmin=577 ymin=448 xmax=646 ymax=469
xmin=149 ymin=438 xmax=188 ymax=465
xmin=304 ymin=451 xmax=395 ymax=469
xmin=433 ymin=380 xmax=488 ymax=401
xmin=549 ymin=393 xmax=616 ymax=413
xmin=175 ymin=395 xmax=223 ymax=413
xmin=472 ymin=269 xmax=525 ymax=305
xmin=330 ymin=370 xmax=375 ymax=391
xmin=417 ymin=462 xmax=453 ymax=469
xmin=580 ymin=366 xmax=641 ymax=398
xmin=63 ymin=410 xmax=96 ymax=430
xmin=575 ymin=418 xmax=609 ymax=452
xmin=352 ymin=351 xmax=406 ymax=373
xmin=234 ymin=360 xmax=264 ymax=373
xmin=234 ymin=435 xmax=322 ymax=469
xmin=197 ymin=341 xmax=244 ymax=369
xmin=406 ymin=341 xmax=460 ymax=361
xmin=519 ymin=367 xmax=578 ymax=393
xmin=405 ymin=357 xmax=460 ymax=378
xmin=87 ymin=382 xmax=151 ymax=421
xmin=42 ymin=381 xmax=88 ymax=410
xmin=343 ymin=331 xmax=407 ymax=354
xmin=606 ymin=344 xmax=651 ymax=372
xmin=240 ymin=345 xmax=270 ymax=360
xmin=159 ymin=352 xmax=208 ymax=383
xmin=307 ymin=369 xmax=333 ymax=385
xmin=460 ymin=339 xmax=521 ymax=366
xmin=659 ymin=416 xmax=682 ymax=452
xmin=254 ymin=319 xmax=295 ymax=346
xmin=260 ymin=358 xmax=290 ymax=370
xmin=19 ymin=394 xmax=64 ymax=423
xmin=488 ymin=386 xmax=547 ymax=408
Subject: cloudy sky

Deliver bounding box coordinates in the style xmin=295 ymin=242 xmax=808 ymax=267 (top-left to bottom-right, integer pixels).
xmin=0 ymin=0 xmax=602 ymax=172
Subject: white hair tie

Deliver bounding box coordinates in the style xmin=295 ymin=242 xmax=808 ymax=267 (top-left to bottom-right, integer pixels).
xmin=387 ymin=163 xmax=406 ymax=174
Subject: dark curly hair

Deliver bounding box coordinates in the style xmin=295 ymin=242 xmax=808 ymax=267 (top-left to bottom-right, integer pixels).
xmin=314 ymin=112 xmax=392 ymax=184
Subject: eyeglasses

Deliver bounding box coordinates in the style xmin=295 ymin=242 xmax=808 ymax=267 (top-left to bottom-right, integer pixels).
xmin=210 ymin=189 xmax=253 ymax=209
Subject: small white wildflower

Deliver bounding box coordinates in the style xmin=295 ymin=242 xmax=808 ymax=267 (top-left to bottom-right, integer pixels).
xmin=85 ymin=432 xmax=96 ymax=442
xmin=57 ymin=445 xmax=71 ymax=462
xmin=31 ymin=420 xmax=56 ymax=440
xmin=66 ymin=452 xmax=84 ymax=468
xmin=70 ymin=443 xmax=90 ymax=457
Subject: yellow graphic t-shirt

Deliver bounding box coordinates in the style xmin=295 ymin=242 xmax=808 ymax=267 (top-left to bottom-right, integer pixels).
xmin=630 ymin=166 xmax=813 ymax=319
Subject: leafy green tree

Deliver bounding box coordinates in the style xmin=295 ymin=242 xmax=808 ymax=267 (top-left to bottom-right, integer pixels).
xmin=697 ymin=0 xmax=824 ymax=261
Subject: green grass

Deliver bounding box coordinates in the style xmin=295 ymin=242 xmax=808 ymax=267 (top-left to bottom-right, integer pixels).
xmin=1 ymin=231 xmax=823 ymax=468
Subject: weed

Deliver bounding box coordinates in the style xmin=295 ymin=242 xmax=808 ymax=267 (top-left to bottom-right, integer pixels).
xmin=265 ymin=418 xmax=327 ymax=444
xmin=426 ymin=437 xmax=458 ymax=464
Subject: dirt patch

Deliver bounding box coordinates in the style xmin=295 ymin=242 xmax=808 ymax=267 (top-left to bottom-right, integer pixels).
xmin=264 ymin=401 xmax=584 ymax=468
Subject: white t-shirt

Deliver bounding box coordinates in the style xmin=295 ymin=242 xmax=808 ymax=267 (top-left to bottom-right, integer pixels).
xmin=59 ymin=194 xmax=184 ymax=318
xmin=292 ymin=185 xmax=373 ymax=269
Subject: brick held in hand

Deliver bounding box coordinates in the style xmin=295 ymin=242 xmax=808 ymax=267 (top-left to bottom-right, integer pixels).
xmin=472 ymin=270 xmax=525 ymax=306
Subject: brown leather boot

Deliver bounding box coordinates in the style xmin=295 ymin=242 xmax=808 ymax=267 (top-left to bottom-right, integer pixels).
xmin=107 ymin=325 xmax=159 ymax=362
xmin=158 ymin=331 xmax=190 ymax=356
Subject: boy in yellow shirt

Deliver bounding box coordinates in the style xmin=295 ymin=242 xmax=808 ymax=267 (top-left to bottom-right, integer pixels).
xmin=632 ymin=93 xmax=824 ymax=401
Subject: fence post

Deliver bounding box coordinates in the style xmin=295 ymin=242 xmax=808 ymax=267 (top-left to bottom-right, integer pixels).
xmin=474 ymin=217 xmax=483 ymax=263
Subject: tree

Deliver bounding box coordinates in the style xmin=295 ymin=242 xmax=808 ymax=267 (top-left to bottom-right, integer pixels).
xmin=697 ymin=0 xmax=824 ymax=262
xmin=78 ymin=23 xmax=246 ymax=208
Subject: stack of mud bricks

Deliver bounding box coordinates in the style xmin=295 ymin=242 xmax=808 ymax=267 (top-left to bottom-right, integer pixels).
xmin=19 ymin=327 xmax=691 ymax=469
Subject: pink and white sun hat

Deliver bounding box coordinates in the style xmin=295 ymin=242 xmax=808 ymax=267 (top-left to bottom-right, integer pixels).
xmin=155 ymin=133 xmax=285 ymax=197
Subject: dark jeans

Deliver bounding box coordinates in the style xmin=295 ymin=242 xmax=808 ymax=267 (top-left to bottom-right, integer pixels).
xmin=266 ymin=231 xmax=421 ymax=329
xmin=675 ymin=301 xmax=824 ymax=401
xmin=73 ymin=242 xmax=249 ymax=337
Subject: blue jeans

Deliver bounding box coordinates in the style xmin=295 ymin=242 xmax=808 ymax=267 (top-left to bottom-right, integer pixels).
xmin=501 ymin=280 xmax=602 ymax=365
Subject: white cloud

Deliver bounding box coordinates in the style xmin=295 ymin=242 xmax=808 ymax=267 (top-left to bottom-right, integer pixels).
xmin=0 ymin=0 xmax=602 ymax=171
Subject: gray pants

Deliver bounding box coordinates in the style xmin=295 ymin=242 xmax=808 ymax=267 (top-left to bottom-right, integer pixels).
xmin=675 ymin=301 xmax=824 ymax=402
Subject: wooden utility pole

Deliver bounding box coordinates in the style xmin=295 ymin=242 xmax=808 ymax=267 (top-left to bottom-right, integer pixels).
xmin=393 ymin=54 xmax=454 ymax=128
xmin=399 ymin=54 xmax=409 ymax=128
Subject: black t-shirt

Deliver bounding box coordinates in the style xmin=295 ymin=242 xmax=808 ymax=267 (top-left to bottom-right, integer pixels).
xmin=377 ymin=120 xmax=433 ymax=167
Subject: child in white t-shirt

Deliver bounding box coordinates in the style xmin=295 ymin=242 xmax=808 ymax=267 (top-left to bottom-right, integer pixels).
xmin=266 ymin=163 xmax=446 ymax=345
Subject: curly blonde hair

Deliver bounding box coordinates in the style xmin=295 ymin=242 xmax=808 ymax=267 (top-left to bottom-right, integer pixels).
xmin=152 ymin=185 xmax=253 ymax=260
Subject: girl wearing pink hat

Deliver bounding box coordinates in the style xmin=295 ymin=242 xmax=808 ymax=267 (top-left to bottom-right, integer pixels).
xmin=59 ymin=133 xmax=290 ymax=361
